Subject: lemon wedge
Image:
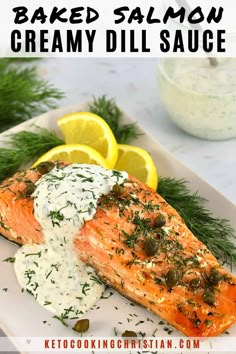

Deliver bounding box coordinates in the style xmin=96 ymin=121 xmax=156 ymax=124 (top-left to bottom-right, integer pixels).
xmin=32 ymin=144 xmax=109 ymax=168
xmin=114 ymin=144 xmax=158 ymax=190
xmin=57 ymin=112 xmax=118 ymax=168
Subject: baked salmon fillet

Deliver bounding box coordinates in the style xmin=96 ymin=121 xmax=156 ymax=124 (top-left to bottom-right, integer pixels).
xmin=0 ymin=166 xmax=236 ymax=337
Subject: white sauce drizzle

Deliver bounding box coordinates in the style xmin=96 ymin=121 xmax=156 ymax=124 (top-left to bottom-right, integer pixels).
xmin=14 ymin=164 xmax=127 ymax=320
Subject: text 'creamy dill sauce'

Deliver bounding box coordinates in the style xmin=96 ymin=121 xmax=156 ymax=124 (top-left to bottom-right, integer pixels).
xmin=14 ymin=164 xmax=128 ymax=320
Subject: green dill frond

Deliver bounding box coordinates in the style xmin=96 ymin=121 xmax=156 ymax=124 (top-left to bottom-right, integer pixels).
xmin=0 ymin=127 xmax=64 ymax=182
xmin=0 ymin=148 xmax=24 ymax=181
xmin=158 ymin=177 xmax=236 ymax=267
xmin=115 ymin=123 xmax=140 ymax=145
xmin=8 ymin=127 xmax=64 ymax=160
xmin=0 ymin=59 xmax=64 ymax=132
xmin=89 ymin=96 xmax=141 ymax=144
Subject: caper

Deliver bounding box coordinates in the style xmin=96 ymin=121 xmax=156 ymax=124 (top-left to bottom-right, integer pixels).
xmin=112 ymin=184 xmax=124 ymax=195
xmin=122 ymin=330 xmax=137 ymax=337
xmin=189 ymin=278 xmax=201 ymax=290
xmin=24 ymin=182 xmax=36 ymax=196
xmin=166 ymin=269 xmax=182 ymax=288
xmin=208 ymin=269 xmax=222 ymax=286
xmin=154 ymin=214 xmax=166 ymax=228
xmin=36 ymin=161 xmax=55 ymax=175
xmin=73 ymin=319 xmax=90 ymax=333
xmin=144 ymin=238 xmax=159 ymax=257
xmin=202 ymin=288 xmax=215 ymax=305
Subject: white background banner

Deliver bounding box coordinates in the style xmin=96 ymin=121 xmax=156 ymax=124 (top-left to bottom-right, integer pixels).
xmin=0 ymin=0 xmax=236 ymax=57
xmin=1 ymin=336 xmax=236 ymax=352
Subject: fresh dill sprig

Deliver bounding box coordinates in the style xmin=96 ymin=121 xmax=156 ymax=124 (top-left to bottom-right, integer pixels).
xmin=157 ymin=177 xmax=236 ymax=267
xmin=0 ymin=59 xmax=64 ymax=132
xmin=89 ymin=96 xmax=140 ymax=144
xmin=8 ymin=128 xmax=64 ymax=159
xmin=0 ymin=127 xmax=64 ymax=182
xmin=0 ymin=148 xmax=24 ymax=181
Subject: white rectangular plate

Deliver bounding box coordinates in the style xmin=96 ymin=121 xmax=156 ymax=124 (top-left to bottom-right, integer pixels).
xmin=0 ymin=102 xmax=235 ymax=354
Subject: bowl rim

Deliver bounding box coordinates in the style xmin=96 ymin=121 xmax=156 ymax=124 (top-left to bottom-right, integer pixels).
xmin=158 ymin=58 xmax=236 ymax=98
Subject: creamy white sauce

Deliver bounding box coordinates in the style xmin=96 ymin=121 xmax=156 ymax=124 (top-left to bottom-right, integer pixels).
xmin=14 ymin=164 xmax=128 ymax=320
xmin=166 ymin=58 xmax=236 ymax=95
xmin=158 ymin=58 xmax=236 ymax=140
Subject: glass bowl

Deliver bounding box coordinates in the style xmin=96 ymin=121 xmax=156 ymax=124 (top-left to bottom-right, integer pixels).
xmin=158 ymin=58 xmax=236 ymax=140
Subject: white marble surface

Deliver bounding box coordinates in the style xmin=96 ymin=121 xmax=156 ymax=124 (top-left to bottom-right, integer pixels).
xmin=38 ymin=58 xmax=236 ymax=204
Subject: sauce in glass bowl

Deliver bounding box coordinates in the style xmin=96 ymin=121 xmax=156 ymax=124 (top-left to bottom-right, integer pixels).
xmin=158 ymin=58 xmax=236 ymax=140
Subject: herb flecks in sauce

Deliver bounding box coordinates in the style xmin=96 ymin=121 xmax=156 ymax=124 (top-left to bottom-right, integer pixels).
xmin=14 ymin=164 xmax=127 ymax=320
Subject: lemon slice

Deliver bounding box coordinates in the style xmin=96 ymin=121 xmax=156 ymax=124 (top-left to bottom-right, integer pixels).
xmin=32 ymin=144 xmax=109 ymax=168
xmin=114 ymin=144 xmax=158 ymax=190
xmin=57 ymin=112 xmax=118 ymax=168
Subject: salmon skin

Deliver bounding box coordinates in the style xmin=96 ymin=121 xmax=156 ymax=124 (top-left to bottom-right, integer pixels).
xmin=0 ymin=165 xmax=236 ymax=337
